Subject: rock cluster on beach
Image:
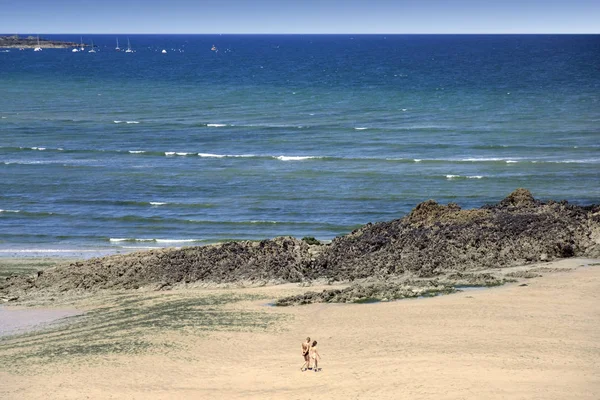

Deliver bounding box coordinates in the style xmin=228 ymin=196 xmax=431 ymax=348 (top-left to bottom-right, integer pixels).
xmin=2 ymin=189 xmax=599 ymax=300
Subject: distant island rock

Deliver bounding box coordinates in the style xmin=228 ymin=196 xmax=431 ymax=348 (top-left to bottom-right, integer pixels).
xmin=0 ymin=35 xmax=82 ymax=49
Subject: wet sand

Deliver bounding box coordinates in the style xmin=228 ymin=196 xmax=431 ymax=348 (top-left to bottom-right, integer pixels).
xmin=1 ymin=258 xmax=599 ymax=399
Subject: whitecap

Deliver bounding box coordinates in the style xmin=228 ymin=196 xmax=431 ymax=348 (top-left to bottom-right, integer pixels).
xmin=207 ymin=123 xmax=227 ymax=127
xmin=354 ymin=127 xmax=368 ymax=130
xmin=149 ymin=202 xmax=167 ymax=206
xmin=165 ymin=152 xmax=176 ymax=156
xmin=126 ymin=121 xmax=140 ymax=124
xmin=154 ymin=239 xmax=201 ymax=243
xmin=505 ymin=160 xmax=518 ymax=164
xmin=176 ymin=152 xmax=192 ymax=156
xmin=109 ymin=238 xmax=155 ymax=242
xmin=413 ymin=159 xmax=422 ymax=162
xmin=461 ymin=157 xmax=505 ymax=162
xmin=250 ymin=220 xmax=278 ymax=224
xmin=0 ymin=209 xmax=21 ymax=213
xmin=0 ymin=249 xmax=100 ymax=253
xmin=276 ymin=156 xmax=318 ymax=161
xmin=198 ymin=153 xmax=226 ymax=158
xmin=446 ymin=175 xmax=460 ymax=179
xmin=31 ymin=147 xmax=46 ymax=151
xmin=128 ymin=150 xmax=145 ymax=154
xmin=467 ymin=175 xmax=484 ymax=179
xmin=556 ymin=159 xmax=599 ymax=164
xmin=113 ymin=120 xmax=123 ymax=124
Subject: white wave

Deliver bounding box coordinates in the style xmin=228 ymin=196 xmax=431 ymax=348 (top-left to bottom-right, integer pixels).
xmin=165 ymin=152 xmax=176 ymax=156
xmin=128 ymin=150 xmax=146 ymax=154
xmin=250 ymin=220 xmax=278 ymax=224
xmin=460 ymin=157 xmax=506 ymax=162
xmin=176 ymin=152 xmax=192 ymax=156
xmin=109 ymin=238 xmax=155 ymax=242
xmin=276 ymin=155 xmax=319 ymax=161
xmin=413 ymin=159 xmax=422 ymax=162
xmin=149 ymin=202 xmax=167 ymax=206
xmin=0 ymin=249 xmax=100 ymax=253
xmin=154 ymin=239 xmax=201 ymax=243
xmin=113 ymin=120 xmax=123 ymax=124
xmin=31 ymin=147 xmax=46 ymax=151
xmin=556 ymin=159 xmax=600 ymax=164
xmin=198 ymin=153 xmax=225 ymax=158
xmin=207 ymin=123 xmax=227 ymax=127
xmin=354 ymin=127 xmax=368 ymax=130
xmin=505 ymin=160 xmax=518 ymax=164
xmin=446 ymin=175 xmax=460 ymax=179
xmin=197 ymin=153 xmax=255 ymax=158
xmin=126 ymin=121 xmax=140 ymax=124
xmin=1 ymin=116 xmax=6 ymax=119
xmin=467 ymin=175 xmax=484 ymax=179
xmin=0 ymin=209 xmax=21 ymax=213
xmin=164 ymin=151 xmax=192 ymax=156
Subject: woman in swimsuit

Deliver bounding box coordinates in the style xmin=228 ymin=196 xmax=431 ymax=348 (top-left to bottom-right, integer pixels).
xmin=301 ymin=337 xmax=311 ymax=371
xmin=310 ymin=340 xmax=321 ymax=372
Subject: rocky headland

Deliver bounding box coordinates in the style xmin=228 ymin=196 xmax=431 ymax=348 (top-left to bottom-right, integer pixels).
xmin=2 ymin=189 xmax=599 ymax=303
xmin=0 ymin=35 xmax=81 ymax=49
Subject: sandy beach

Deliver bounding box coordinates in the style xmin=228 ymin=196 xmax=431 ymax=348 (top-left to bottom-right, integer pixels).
xmin=1 ymin=258 xmax=599 ymax=399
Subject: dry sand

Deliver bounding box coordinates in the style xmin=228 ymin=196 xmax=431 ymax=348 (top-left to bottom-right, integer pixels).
xmin=1 ymin=258 xmax=599 ymax=399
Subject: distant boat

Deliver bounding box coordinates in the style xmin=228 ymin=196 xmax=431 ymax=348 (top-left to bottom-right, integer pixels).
xmin=72 ymin=47 xmax=79 ymax=52
xmin=88 ymin=40 xmax=96 ymax=53
xmin=211 ymin=45 xmax=217 ymax=52
xmin=115 ymin=38 xmax=121 ymax=51
xmin=125 ymin=38 xmax=134 ymax=53
xmin=79 ymin=37 xmax=85 ymax=51
xmin=161 ymin=49 xmax=167 ymax=54
xmin=34 ymin=36 xmax=42 ymax=52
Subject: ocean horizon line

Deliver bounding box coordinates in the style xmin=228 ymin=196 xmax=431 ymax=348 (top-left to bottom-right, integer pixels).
xmin=4 ymin=32 xmax=599 ymax=36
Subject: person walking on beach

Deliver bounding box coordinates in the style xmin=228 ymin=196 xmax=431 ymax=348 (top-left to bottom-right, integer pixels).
xmin=301 ymin=337 xmax=311 ymax=371
xmin=310 ymin=340 xmax=321 ymax=372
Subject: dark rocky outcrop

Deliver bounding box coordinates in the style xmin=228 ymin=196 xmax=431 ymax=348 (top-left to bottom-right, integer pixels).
xmin=1 ymin=237 xmax=314 ymax=295
xmin=1 ymin=189 xmax=599 ymax=297
xmin=313 ymin=189 xmax=600 ymax=280
xmin=275 ymin=281 xmax=458 ymax=306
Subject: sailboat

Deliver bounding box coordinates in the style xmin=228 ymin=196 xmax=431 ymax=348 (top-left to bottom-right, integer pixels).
xmin=34 ymin=36 xmax=42 ymax=52
xmin=79 ymin=36 xmax=85 ymax=52
xmin=88 ymin=40 xmax=96 ymax=53
xmin=115 ymin=38 xmax=121 ymax=51
xmin=125 ymin=38 xmax=134 ymax=53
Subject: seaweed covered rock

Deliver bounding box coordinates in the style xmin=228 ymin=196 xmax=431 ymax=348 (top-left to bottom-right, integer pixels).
xmin=275 ymin=281 xmax=457 ymax=306
xmin=1 ymin=237 xmax=315 ymax=295
xmin=313 ymin=189 xmax=600 ymax=279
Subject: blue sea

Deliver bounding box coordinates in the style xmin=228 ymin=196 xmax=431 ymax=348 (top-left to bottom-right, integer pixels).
xmin=1 ymin=34 xmax=599 ymax=257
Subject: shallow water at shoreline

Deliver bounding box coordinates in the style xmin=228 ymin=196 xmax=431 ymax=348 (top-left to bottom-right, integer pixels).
xmin=0 ymin=306 xmax=81 ymax=337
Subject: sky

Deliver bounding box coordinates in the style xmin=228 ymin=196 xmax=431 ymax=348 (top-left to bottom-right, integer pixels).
xmin=0 ymin=0 xmax=598 ymax=34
